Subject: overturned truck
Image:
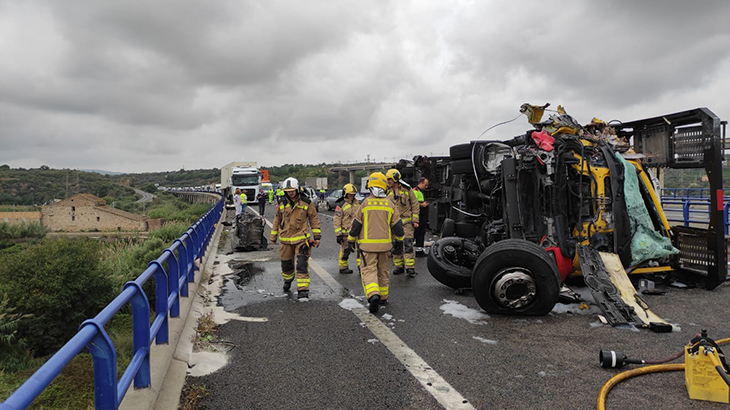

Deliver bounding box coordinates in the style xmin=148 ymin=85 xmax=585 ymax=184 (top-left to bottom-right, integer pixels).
xmin=407 ymin=105 xmax=726 ymax=320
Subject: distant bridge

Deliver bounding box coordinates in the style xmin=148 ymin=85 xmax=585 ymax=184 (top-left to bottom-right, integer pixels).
xmin=329 ymin=162 xmax=397 ymax=184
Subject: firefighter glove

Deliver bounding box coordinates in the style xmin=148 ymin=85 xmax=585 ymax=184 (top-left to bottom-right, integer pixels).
xmin=342 ymin=241 xmax=354 ymax=261
xmin=336 ymin=235 xmax=345 ymax=245
xmin=393 ymin=240 xmax=404 ymax=255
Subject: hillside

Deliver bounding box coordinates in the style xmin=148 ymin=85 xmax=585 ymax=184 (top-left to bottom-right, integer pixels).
xmin=0 ymin=166 xmax=136 ymax=206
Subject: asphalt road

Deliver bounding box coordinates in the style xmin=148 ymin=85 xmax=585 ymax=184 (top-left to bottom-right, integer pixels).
xmin=193 ymin=202 xmax=730 ymax=410
xmin=133 ymin=187 xmax=155 ymax=203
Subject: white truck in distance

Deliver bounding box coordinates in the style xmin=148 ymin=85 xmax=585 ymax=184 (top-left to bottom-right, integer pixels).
xmin=220 ymin=162 xmax=260 ymax=204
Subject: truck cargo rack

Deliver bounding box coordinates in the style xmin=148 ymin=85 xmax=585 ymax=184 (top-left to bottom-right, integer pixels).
xmin=616 ymin=108 xmax=726 ymax=289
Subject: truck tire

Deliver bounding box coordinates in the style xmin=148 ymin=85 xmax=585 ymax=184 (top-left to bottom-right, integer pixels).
xmin=472 ymin=239 xmax=560 ymax=316
xmin=451 ymin=159 xmax=474 ymax=175
xmin=450 ymin=143 xmax=474 ymax=160
xmin=427 ymin=237 xmax=481 ymax=289
xmin=441 ymin=218 xmax=455 ymax=237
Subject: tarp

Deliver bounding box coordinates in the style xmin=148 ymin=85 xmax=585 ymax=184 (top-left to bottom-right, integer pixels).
xmin=616 ymin=154 xmax=678 ymax=267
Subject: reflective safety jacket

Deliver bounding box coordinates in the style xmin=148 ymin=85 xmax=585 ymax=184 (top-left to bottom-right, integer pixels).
xmin=270 ymin=195 xmax=321 ymax=244
xmin=348 ymin=196 xmax=404 ymax=252
xmin=241 ymin=193 xmax=247 ymax=204
xmin=388 ymin=185 xmax=420 ymax=225
xmin=333 ymin=197 xmax=360 ymax=236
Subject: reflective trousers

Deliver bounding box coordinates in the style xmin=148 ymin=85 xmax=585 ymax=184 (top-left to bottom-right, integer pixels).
xmin=392 ymin=222 xmax=415 ymax=268
xmin=361 ymin=251 xmax=390 ymax=301
xmin=279 ymin=241 xmax=311 ymax=290
xmin=338 ymin=239 xmax=360 ymax=269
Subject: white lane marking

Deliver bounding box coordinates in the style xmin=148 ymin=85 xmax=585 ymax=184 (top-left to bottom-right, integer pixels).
xmin=256 ymin=210 xmax=474 ymax=409
xmin=309 ymin=260 xmax=475 ymax=410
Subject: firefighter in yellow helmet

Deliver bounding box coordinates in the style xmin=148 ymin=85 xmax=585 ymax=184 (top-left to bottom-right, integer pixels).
xmin=386 ymin=168 xmax=420 ymax=277
xmin=333 ymin=183 xmax=360 ymax=274
xmin=343 ymin=172 xmax=404 ymax=313
xmin=270 ymin=177 xmax=322 ymax=299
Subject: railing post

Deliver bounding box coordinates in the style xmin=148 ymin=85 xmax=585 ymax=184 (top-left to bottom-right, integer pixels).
xmin=683 ymin=200 xmax=690 ymax=227
xmin=164 ymin=248 xmax=184 ymax=301
xmin=122 ymin=282 xmax=151 ymax=389
xmin=80 ymin=320 xmax=118 ymax=410
xmin=148 ymin=261 xmax=169 ymax=344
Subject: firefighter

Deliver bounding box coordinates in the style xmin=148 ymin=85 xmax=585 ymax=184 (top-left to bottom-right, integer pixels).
xmin=333 ymin=183 xmax=360 ymax=274
xmin=270 ymin=177 xmax=322 ymax=299
xmin=385 ymin=169 xmax=419 ymax=277
xmin=343 ymin=172 xmax=404 ymax=313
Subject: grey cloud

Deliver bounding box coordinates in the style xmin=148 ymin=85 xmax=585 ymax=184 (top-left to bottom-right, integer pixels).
xmin=1 ymin=1 xmax=729 ymax=172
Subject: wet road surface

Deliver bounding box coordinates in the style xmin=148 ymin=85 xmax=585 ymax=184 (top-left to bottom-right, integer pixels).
xmin=192 ymin=204 xmax=730 ymax=410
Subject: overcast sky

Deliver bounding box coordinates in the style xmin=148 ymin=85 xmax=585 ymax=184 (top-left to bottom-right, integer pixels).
xmin=1 ymin=1 xmax=729 ymax=173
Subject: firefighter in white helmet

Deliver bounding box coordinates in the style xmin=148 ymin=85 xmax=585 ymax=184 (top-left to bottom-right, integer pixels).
xmin=333 ymin=183 xmax=360 ymax=274
xmin=343 ymin=172 xmax=404 ymax=313
xmin=270 ymin=177 xmax=322 ymax=299
xmin=386 ymin=169 xmax=420 ymax=277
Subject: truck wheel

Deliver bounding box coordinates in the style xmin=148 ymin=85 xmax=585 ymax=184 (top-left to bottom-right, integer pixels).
xmin=441 ymin=218 xmax=455 ymax=237
xmin=427 ymin=237 xmax=481 ymax=289
xmin=472 ymin=239 xmax=560 ymax=316
xmin=450 ymin=143 xmax=473 ymax=160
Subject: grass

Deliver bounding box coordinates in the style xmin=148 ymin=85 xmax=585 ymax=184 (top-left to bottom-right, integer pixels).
xmin=193 ymin=312 xmax=218 ymax=351
xmin=0 ymin=222 xmax=49 ymax=240
xmin=0 ymin=313 xmax=134 ymax=409
xmin=0 ymin=205 xmax=40 ymax=212
xmin=178 ymin=379 xmax=210 ymax=410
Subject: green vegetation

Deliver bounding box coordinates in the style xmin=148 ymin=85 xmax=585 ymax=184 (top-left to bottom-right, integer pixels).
xmin=0 ymin=167 xmax=136 ymax=206
xmin=0 ymin=192 xmax=214 ymax=408
xmin=0 ymin=238 xmax=114 ymax=356
xmin=146 ymin=192 xmax=212 ymax=223
xmin=0 ymin=222 xmax=49 ymax=240
xmin=119 ymin=168 xmax=220 ymax=189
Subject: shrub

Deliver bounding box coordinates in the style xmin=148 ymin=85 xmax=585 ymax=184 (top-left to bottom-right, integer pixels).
xmin=0 ymin=238 xmax=114 ymax=356
xmin=0 ymin=222 xmax=49 ymax=240
xmin=149 ymin=222 xmax=189 ymax=244
xmin=0 ymin=294 xmax=34 ymax=372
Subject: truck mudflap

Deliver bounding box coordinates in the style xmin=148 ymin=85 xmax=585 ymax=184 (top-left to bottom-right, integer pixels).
xmin=577 ymin=245 xmax=674 ymax=332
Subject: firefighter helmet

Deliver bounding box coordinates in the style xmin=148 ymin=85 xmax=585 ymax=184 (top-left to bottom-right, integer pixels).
xmin=282 ymin=177 xmax=299 ymax=192
xmin=343 ymin=183 xmax=357 ymax=195
xmin=367 ymin=172 xmax=388 ymax=197
xmin=386 ymin=169 xmax=401 ymax=182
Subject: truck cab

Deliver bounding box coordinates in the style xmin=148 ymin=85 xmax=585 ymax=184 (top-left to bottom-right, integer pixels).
xmin=230 ymin=166 xmax=261 ymax=203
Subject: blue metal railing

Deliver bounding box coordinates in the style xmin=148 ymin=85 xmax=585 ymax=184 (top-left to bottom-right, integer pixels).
xmin=660 ymin=187 xmax=730 ymax=199
xmin=1 ymin=193 xmax=224 ymax=410
xmin=660 ymin=195 xmax=730 ymax=235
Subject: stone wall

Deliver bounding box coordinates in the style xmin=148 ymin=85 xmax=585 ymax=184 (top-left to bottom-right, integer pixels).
xmin=0 ymin=211 xmax=42 ymax=225
xmin=42 ymin=206 xmax=146 ymax=232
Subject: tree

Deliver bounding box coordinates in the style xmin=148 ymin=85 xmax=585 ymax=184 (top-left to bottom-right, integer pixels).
xmin=142 ymin=182 xmax=158 ymax=194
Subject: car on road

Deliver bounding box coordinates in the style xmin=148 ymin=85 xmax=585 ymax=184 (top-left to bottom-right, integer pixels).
xmin=325 ymin=189 xmax=365 ymax=210
xmin=300 ymin=187 xmax=319 ymax=211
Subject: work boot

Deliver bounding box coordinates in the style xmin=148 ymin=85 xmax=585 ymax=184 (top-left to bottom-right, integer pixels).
xmin=392 ymin=266 xmax=405 ymax=275
xmin=368 ymin=295 xmax=380 ymax=314
xmin=298 ymin=290 xmax=309 ymax=299
xmin=339 ymin=268 xmax=354 ymax=274
xmin=380 ymin=299 xmax=389 ymax=307
xmin=406 ymin=268 xmax=417 ymax=277
xmin=283 ymin=280 xmax=292 ymax=292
